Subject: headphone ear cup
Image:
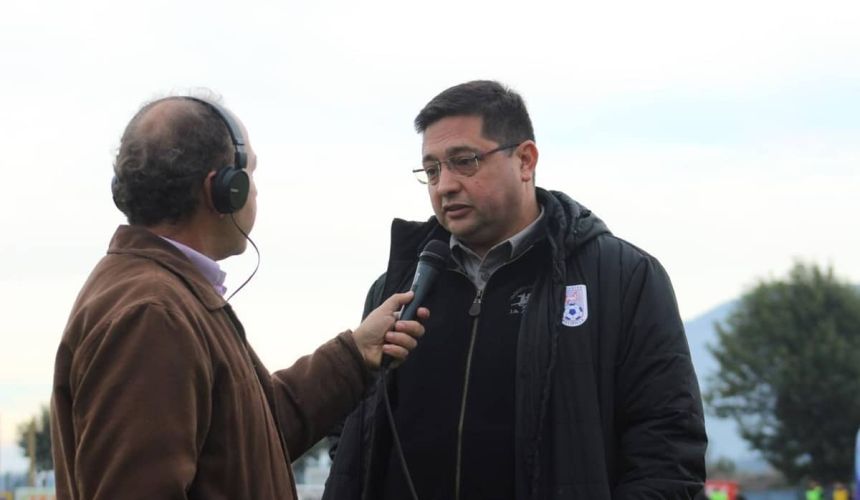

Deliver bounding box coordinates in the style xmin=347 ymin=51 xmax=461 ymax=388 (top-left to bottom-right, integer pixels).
xmin=211 ymin=166 xmax=250 ymax=214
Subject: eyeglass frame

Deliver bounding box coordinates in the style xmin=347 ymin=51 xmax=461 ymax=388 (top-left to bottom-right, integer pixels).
xmin=412 ymin=142 xmax=522 ymax=185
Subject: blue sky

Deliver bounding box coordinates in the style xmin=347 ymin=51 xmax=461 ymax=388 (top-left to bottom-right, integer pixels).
xmin=1 ymin=0 xmax=858 ymax=472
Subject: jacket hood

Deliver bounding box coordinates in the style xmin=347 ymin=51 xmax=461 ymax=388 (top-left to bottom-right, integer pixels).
xmin=536 ymin=187 xmax=610 ymax=252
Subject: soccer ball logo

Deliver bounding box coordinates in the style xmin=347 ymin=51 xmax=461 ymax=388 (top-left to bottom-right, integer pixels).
xmin=561 ymin=284 xmax=588 ymax=327
xmin=563 ymin=302 xmax=585 ymax=324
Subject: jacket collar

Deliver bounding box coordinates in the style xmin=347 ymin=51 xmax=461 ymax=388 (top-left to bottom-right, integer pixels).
xmin=107 ymin=225 xmax=228 ymax=312
xmin=388 ymin=187 xmax=610 ymax=260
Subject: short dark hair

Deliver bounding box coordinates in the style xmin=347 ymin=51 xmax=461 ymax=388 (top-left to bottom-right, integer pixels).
xmin=414 ymin=80 xmax=535 ymax=145
xmin=111 ymin=96 xmax=234 ymax=226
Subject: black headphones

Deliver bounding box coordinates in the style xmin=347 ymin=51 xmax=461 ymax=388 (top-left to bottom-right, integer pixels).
xmin=186 ymin=97 xmax=250 ymax=214
xmin=111 ymin=97 xmax=250 ymax=215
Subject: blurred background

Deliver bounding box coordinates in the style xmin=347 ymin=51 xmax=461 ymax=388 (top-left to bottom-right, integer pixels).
xmin=1 ymin=0 xmax=858 ymax=498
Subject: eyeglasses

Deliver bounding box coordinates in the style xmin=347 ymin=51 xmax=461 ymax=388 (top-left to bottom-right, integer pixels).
xmin=413 ymin=143 xmax=521 ymax=185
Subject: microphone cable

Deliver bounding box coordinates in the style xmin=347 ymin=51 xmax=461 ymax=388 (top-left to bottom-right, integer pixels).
xmin=380 ymin=361 xmax=420 ymax=500
xmin=377 ymin=240 xmax=448 ymax=500
xmin=226 ymin=213 xmax=260 ymax=302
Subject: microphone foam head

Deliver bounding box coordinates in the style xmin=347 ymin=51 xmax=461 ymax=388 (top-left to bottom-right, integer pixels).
xmin=419 ymin=240 xmax=451 ymax=270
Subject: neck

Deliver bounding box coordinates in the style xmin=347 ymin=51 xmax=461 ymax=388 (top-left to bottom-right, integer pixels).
xmin=148 ymin=223 xmax=205 ymax=254
xmin=148 ymin=212 xmax=225 ymax=261
xmin=466 ymin=198 xmax=540 ymax=258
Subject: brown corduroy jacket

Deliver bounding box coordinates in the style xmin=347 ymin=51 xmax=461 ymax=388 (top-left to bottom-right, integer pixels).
xmin=52 ymin=225 xmax=371 ymax=499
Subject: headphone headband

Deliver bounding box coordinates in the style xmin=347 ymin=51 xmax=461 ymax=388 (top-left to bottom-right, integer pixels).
xmin=183 ymin=97 xmax=250 ymax=214
xmin=183 ymin=97 xmax=247 ymax=171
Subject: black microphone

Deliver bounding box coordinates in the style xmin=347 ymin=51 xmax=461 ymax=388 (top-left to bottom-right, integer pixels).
xmin=381 ymin=239 xmax=450 ymax=369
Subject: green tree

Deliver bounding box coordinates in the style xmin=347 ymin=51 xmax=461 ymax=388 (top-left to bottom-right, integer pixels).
xmin=17 ymin=405 xmax=53 ymax=473
xmin=707 ymin=456 xmax=737 ymax=479
xmin=705 ymin=263 xmax=860 ymax=483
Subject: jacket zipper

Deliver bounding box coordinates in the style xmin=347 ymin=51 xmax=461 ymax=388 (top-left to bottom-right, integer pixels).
xmin=455 ymin=287 xmax=483 ymax=500
xmin=452 ymin=244 xmax=537 ymax=500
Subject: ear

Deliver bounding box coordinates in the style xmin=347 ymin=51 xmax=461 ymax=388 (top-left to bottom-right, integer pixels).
xmin=201 ymin=170 xmax=223 ymax=216
xmin=516 ymin=141 xmax=539 ymax=183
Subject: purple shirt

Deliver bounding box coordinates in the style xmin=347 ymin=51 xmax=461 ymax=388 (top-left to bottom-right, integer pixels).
xmin=161 ymin=237 xmax=228 ymax=296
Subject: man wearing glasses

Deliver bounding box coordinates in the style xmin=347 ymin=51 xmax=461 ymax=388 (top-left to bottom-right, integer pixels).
xmin=324 ymin=80 xmax=707 ymax=499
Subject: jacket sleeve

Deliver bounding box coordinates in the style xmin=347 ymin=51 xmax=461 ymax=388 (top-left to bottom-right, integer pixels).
xmin=325 ymin=273 xmax=387 ymax=460
xmin=612 ymin=257 xmax=708 ymax=499
xmin=270 ymin=330 xmax=372 ymax=459
xmin=65 ymin=303 xmax=212 ymax=500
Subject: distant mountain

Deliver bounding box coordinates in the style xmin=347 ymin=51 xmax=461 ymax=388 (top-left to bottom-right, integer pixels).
xmin=684 ymin=300 xmax=770 ymax=472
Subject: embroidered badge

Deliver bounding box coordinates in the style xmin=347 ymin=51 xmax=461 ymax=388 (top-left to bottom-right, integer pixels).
xmin=562 ymin=284 xmax=588 ymax=327
xmin=509 ymin=286 xmax=532 ymax=315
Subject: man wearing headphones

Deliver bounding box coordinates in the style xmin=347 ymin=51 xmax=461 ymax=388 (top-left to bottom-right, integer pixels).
xmin=50 ymin=95 xmax=427 ymax=499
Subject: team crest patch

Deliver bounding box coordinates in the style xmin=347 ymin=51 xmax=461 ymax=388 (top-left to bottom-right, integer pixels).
xmin=562 ymin=284 xmax=588 ymax=327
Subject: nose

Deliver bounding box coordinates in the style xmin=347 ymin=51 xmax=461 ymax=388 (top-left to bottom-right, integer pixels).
xmin=434 ymin=164 xmax=461 ymax=195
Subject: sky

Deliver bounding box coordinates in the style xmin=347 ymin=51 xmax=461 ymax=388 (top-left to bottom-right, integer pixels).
xmin=1 ymin=0 xmax=858 ymax=473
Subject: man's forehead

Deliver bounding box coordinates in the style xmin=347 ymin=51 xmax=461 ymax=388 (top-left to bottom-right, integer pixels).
xmin=421 ymin=115 xmax=490 ymax=154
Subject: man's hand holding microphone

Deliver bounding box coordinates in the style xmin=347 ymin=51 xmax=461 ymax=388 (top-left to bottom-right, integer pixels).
xmin=352 ymin=291 xmax=429 ymax=369
xmin=351 ymin=240 xmax=450 ymax=369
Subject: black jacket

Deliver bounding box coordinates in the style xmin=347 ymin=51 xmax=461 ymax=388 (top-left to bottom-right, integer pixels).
xmin=324 ymin=189 xmax=707 ymax=500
